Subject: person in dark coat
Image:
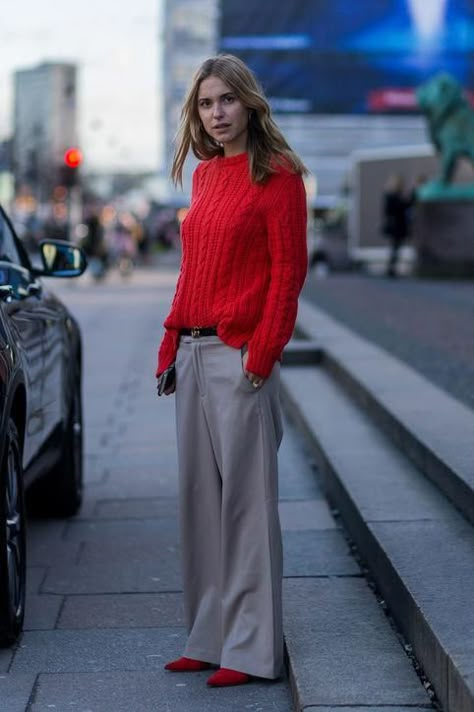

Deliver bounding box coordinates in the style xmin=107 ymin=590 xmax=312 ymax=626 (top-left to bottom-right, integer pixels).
xmin=382 ymin=174 xmax=412 ymax=277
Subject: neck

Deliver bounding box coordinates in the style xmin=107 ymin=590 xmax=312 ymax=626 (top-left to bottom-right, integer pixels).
xmin=223 ymin=131 xmax=248 ymax=158
xmin=224 ymin=147 xmax=247 ymax=158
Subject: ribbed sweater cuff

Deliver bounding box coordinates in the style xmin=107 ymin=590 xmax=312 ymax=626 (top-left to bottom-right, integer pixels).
xmin=156 ymin=329 xmax=179 ymax=377
xmin=245 ymin=349 xmax=278 ymax=379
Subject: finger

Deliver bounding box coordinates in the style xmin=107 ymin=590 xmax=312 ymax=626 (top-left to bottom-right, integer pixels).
xmin=246 ymin=370 xmax=261 ymax=383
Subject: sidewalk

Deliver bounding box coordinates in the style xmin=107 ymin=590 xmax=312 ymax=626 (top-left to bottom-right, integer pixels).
xmin=0 ymin=265 xmax=433 ymax=710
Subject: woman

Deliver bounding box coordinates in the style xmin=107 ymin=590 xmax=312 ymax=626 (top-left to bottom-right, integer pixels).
xmin=156 ymin=54 xmax=308 ymax=687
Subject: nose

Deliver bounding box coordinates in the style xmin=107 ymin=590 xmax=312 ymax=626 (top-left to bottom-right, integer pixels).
xmin=212 ymin=102 xmax=224 ymax=119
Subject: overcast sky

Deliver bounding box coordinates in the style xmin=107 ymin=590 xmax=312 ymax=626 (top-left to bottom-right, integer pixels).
xmin=0 ymin=0 xmax=162 ymax=172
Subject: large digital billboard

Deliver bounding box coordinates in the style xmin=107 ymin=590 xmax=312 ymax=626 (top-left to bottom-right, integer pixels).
xmin=220 ymin=0 xmax=474 ymax=114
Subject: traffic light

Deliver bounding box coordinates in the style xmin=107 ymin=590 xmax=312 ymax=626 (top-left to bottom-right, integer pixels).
xmin=58 ymin=147 xmax=83 ymax=187
xmin=64 ymin=147 xmax=82 ymax=168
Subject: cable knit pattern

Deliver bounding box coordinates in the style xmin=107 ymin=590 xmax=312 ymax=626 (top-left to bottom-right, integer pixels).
xmin=156 ymin=152 xmax=308 ymax=378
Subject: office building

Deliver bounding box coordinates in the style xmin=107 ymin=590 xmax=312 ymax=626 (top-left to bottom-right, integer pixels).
xmin=161 ymin=0 xmax=218 ymax=197
xmin=13 ymin=62 xmax=78 ymax=200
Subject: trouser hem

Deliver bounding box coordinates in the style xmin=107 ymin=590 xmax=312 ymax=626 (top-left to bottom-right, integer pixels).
xmin=220 ymin=654 xmax=284 ymax=680
xmin=183 ymin=646 xmax=220 ymax=667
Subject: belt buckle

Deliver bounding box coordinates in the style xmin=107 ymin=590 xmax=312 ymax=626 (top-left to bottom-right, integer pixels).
xmin=191 ymin=326 xmax=201 ymax=338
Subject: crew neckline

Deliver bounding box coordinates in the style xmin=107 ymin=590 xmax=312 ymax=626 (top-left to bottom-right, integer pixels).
xmin=216 ymin=151 xmax=248 ymax=167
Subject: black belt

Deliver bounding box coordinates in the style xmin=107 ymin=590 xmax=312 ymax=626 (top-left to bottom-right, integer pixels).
xmin=180 ymin=326 xmax=218 ymax=338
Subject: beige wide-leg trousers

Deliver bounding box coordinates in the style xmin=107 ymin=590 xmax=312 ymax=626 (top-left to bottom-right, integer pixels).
xmin=174 ymin=335 xmax=284 ymax=679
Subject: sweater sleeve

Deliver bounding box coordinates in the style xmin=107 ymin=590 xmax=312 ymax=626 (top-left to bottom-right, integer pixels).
xmin=155 ymin=165 xmax=202 ymax=377
xmin=246 ymin=172 xmax=308 ymax=378
xmin=156 ymin=327 xmax=180 ymax=376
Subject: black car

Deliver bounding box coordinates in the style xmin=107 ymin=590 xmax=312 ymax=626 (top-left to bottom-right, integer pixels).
xmin=0 ymin=204 xmax=87 ymax=647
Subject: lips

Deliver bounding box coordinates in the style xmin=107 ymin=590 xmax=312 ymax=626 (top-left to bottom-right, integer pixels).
xmin=213 ymin=124 xmax=230 ymax=130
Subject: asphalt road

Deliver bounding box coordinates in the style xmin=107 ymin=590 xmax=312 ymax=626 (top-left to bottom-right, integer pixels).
xmin=303 ymin=272 xmax=474 ymax=411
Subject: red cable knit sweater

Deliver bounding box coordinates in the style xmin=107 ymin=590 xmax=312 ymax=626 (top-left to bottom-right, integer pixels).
xmin=156 ymin=152 xmax=308 ymax=379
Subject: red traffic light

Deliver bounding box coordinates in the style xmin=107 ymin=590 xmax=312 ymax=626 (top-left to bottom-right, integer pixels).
xmin=63 ymin=147 xmax=83 ymax=168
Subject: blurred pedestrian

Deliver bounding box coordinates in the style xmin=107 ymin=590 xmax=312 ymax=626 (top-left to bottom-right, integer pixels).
xmin=81 ymin=207 xmax=108 ymax=280
xmin=43 ymin=203 xmax=69 ymax=242
xmin=107 ymin=214 xmax=138 ymax=277
xmin=156 ymin=54 xmax=308 ymax=687
xmin=381 ymin=174 xmax=412 ymax=277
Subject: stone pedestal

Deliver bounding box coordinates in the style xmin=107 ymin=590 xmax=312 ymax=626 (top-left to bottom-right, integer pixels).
xmin=415 ymin=200 xmax=474 ymax=277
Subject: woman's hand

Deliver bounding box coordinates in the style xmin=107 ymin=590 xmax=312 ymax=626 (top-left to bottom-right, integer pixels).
xmin=163 ymin=381 xmax=176 ymax=396
xmin=242 ymin=350 xmax=265 ymax=389
xmin=156 ymin=364 xmax=176 ymax=397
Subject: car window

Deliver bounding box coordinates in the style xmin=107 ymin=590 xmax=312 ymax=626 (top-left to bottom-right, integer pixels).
xmin=0 ymin=209 xmax=23 ymax=265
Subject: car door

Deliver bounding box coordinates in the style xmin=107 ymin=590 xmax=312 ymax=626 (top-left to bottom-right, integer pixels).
xmin=0 ymin=208 xmax=46 ymax=468
xmin=36 ymin=280 xmax=70 ymax=444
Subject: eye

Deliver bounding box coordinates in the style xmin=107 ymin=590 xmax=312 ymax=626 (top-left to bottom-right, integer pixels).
xmin=198 ymin=99 xmax=210 ymax=108
xmin=224 ymin=95 xmax=235 ymax=103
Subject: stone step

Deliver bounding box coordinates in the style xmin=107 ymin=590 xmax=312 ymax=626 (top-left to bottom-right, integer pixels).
xmin=283 ymin=338 xmax=321 ymax=366
xmin=293 ymin=300 xmax=474 ymax=526
xmin=283 ymin=578 xmax=431 ymax=711
xmin=281 ymin=364 xmax=474 ymax=712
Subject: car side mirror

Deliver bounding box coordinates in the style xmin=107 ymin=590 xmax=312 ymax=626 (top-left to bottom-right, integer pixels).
xmin=36 ymin=240 xmax=87 ymax=278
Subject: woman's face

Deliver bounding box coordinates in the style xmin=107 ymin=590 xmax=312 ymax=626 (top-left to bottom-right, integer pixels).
xmin=197 ymin=75 xmax=248 ymax=157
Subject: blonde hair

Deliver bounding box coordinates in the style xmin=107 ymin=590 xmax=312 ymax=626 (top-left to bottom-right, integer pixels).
xmin=171 ymin=54 xmax=308 ymax=186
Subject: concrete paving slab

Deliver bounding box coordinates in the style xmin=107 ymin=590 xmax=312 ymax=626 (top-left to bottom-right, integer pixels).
xmin=57 ymin=593 xmax=184 ymax=629
xmin=283 ymin=530 xmax=359 ymax=577
xmin=83 ymin=439 xmax=118 ymax=457
xmin=0 ymin=649 xmax=13 ymax=673
xmin=85 ymin=445 xmax=176 ymax=465
xmin=88 ymin=462 xmax=178 ymax=490
xmin=83 ymin=468 xmax=108 ymax=487
xmin=86 ymin=468 xmax=179 ymax=499
xmin=75 ymin=538 xmax=180 ymax=569
xmin=114 ymin=433 xmax=175 ymax=449
xmin=278 ymin=416 xmax=324 ymax=501
xmin=26 ymin=567 xmax=47 ymax=594
xmin=83 ymin=455 xmax=109 ymax=484
xmin=63 ymin=517 xmax=178 ymax=546
xmin=30 ymin=670 xmax=293 ymax=712
xmin=0 ymin=672 xmax=37 ymax=711
xmin=98 ymin=451 xmax=177 ymax=470
xmin=92 ymin=497 xmax=178 ymax=520
xmin=24 ymin=593 xmax=63 ymax=631
xmin=26 ymin=531 xmax=81 ymax=569
xmin=41 ymin=554 xmax=182 ymax=595
xmin=75 ymin=497 xmax=98 ymax=518
xmin=113 ymin=443 xmax=177 ymax=459
xmin=10 ymin=627 xmax=188 ymax=674
xmin=26 ymin=519 xmax=68 ymax=546
xmin=279 ymin=499 xmax=337 ymax=531
xmin=284 ymin=578 xmax=430 ymax=708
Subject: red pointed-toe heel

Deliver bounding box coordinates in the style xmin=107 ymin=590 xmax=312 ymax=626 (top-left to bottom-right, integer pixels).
xmin=164 ymin=656 xmax=212 ymax=672
xmin=206 ymin=667 xmax=251 ymax=687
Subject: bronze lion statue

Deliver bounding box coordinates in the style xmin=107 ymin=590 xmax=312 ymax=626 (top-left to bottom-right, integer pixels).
xmin=416 ymin=73 xmax=474 ymax=184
